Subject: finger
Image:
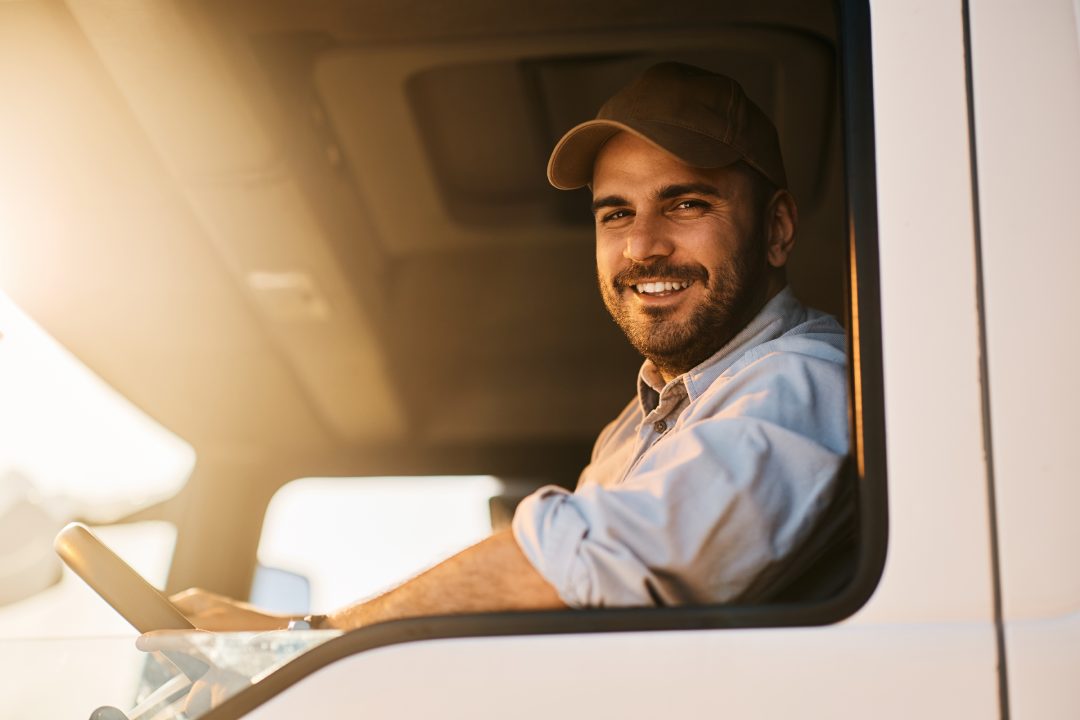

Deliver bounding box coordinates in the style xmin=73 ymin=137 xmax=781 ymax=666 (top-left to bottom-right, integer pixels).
xmin=136 ymin=628 xmax=213 ymax=653
xmin=184 ymin=671 xmax=251 ymax=713
xmin=165 ymin=650 xmax=211 ymax=681
xmin=184 ymin=679 xmax=212 ymax=717
xmin=135 ymin=631 xmax=213 ymax=681
xmin=211 ymin=673 xmax=251 ymax=707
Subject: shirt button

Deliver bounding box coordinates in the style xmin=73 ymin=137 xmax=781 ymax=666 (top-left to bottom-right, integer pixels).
xmin=653 ymin=420 xmax=668 ymax=434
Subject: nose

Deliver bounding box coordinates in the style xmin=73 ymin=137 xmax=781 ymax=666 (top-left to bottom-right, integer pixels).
xmin=623 ymin=212 xmax=674 ymax=263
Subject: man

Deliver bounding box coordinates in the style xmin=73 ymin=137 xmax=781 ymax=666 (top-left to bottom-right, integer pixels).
xmin=169 ymin=62 xmax=848 ymax=631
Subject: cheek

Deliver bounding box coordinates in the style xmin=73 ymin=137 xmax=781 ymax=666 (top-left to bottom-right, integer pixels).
xmin=595 ymin=238 xmax=623 ymax=276
xmin=679 ymin=226 xmax=740 ymax=269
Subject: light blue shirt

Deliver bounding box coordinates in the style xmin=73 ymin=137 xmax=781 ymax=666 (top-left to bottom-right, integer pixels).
xmin=512 ymin=287 xmax=849 ymax=607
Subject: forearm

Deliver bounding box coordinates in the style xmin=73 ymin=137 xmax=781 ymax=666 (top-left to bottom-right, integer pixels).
xmin=325 ymin=530 xmax=566 ymax=629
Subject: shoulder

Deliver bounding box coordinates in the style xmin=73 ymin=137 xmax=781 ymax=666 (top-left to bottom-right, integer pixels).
xmin=744 ymin=309 xmax=846 ymax=368
xmin=718 ymin=309 xmax=847 ymax=397
xmin=684 ymin=311 xmax=849 ymax=454
xmin=689 ymin=307 xmax=846 ymax=397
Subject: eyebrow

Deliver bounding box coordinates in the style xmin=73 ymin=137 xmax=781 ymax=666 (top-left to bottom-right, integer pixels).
xmin=590 ymin=194 xmax=629 ymax=215
xmin=656 ymin=182 xmax=724 ymax=200
xmin=590 ymin=183 xmax=725 ymax=215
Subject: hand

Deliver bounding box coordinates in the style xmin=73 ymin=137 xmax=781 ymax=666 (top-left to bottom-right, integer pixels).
xmin=137 ymin=630 xmax=251 ymax=716
xmin=171 ymin=588 xmax=290 ymax=631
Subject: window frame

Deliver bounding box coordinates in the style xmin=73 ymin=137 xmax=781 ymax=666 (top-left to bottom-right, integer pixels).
xmin=202 ymin=0 xmax=886 ymax=715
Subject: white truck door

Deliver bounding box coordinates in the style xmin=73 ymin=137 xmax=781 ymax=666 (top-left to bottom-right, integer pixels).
xmin=967 ymin=0 xmax=1080 ymax=718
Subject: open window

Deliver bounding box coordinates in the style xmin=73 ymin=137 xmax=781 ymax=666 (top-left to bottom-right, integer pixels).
xmin=226 ymin=0 xmax=884 ymax=639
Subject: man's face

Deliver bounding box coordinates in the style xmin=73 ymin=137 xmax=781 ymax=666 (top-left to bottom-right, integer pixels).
xmin=592 ymin=132 xmax=774 ymax=380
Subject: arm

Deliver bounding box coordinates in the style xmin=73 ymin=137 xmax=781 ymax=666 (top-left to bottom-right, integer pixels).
xmin=514 ymin=350 xmax=849 ymax=607
xmin=172 ymin=530 xmax=566 ymax=632
xmin=326 ymin=529 xmax=565 ymax=628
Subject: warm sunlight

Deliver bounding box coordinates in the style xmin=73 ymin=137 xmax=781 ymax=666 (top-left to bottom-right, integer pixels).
xmin=0 ymin=290 xmax=195 ymax=522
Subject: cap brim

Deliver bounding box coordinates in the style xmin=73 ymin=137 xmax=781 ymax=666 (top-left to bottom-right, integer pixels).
xmin=547 ymin=119 xmax=744 ymax=190
xmin=546 ymin=120 xmax=626 ymax=190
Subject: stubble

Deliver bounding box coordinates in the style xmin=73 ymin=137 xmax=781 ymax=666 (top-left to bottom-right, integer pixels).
xmin=599 ymin=235 xmax=768 ymax=378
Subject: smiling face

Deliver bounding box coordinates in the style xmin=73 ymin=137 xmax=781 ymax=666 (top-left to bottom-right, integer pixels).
xmin=592 ymin=132 xmax=795 ymax=381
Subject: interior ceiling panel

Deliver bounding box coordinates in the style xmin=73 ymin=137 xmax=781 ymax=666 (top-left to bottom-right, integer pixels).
xmin=0 ymin=3 xmax=333 ymax=455
xmin=64 ymin=0 xmax=408 ymax=445
xmin=313 ymin=28 xmax=833 ymax=255
xmin=292 ymin=25 xmax=840 ymax=445
xmin=16 ymin=0 xmax=842 ymax=471
xmin=212 ymin=0 xmax=837 ymax=46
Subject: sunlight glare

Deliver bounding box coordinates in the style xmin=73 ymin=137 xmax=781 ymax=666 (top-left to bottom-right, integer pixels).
xmin=0 ymin=290 xmax=194 ymax=521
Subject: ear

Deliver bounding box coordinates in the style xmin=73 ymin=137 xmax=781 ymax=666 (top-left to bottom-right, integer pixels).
xmin=765 ymin=190 xmax=798 ymax=268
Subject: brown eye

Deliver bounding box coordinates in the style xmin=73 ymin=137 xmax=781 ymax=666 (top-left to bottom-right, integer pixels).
xmin=600 ymin=209 xmax=632 ymax=223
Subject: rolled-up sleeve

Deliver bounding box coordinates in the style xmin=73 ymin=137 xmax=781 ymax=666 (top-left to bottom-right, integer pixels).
xmin=512 ymin=349 xmax=848 ymax=608
xmin=512 ymin=486 xmax=592 ymax=605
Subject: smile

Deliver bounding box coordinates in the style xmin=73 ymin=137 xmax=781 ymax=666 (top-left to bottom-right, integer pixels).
xmin=633 ymin=280 xmax=693 ymax=296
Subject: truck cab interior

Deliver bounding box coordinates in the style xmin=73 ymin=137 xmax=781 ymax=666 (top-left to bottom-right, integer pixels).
xmin=47 ymin=0 xmax=856 ymax=597
xmin=0 ymin=0 xmax=887 ymax=716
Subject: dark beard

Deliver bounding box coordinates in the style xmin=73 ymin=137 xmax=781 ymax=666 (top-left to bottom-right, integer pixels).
xmin=599 ymin=234 xmax=769 ymax=378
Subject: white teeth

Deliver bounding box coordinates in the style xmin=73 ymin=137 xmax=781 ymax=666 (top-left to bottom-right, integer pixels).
xmin=634 ymin=280 xmax=691 ymax=294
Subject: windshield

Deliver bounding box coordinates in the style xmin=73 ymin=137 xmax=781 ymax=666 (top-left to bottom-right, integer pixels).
xmin=0 ymin=292 xmax=194 ymax=626
xmin=0 ymin=291 xmax=194 ymax=525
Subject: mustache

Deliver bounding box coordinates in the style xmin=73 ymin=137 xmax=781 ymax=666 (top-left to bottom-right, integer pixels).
xmin=612 ymin=260 xmax=709 ymax=290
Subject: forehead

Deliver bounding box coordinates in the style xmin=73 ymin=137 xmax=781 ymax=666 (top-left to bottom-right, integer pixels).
xmin=591 ymin=132 xmax=745 ymax=199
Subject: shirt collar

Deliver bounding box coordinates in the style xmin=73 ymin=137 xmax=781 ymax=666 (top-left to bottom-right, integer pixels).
xmin=635 ymin=286 xmax=806 ymax=413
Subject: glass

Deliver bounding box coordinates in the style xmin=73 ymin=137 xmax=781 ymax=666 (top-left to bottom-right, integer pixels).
xmin=0 ymin=630 xmax=340 ymax=719
xmin=0 ymin=291 xmax=195 ymax=524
